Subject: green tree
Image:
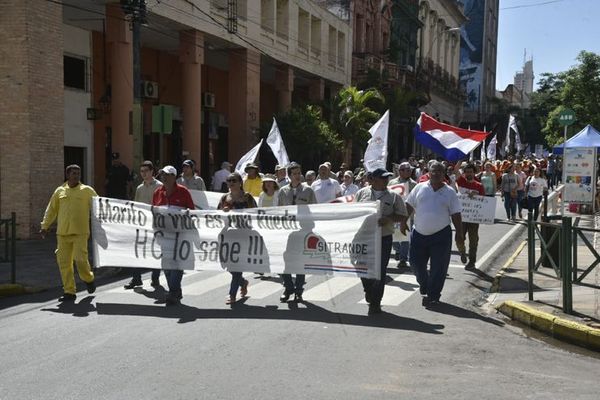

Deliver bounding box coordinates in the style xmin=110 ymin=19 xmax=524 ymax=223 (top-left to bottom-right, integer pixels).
xmin=333 ymin=86 xmax=384 ymax=165
xmin=532 ymin=51 xmax=600 ymax=145
xmin=261 ymin=105 xmax=343 ymax=169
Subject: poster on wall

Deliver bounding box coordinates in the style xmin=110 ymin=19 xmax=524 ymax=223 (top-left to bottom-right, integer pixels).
xmin=459 ymin=0 xmax=485 ymax=114
xmin=563 ymin=147 xmax=596 ymax=204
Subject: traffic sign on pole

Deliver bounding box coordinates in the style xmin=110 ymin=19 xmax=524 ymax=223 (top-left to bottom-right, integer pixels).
xmin=558 ymin=109 xmax=576 ymax=126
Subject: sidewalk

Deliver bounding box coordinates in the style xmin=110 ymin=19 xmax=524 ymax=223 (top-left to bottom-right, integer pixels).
xmin=0 ymin=233 xmax=123 ymax=298
xmin=489 ymin=212 xmax=600 ymax=352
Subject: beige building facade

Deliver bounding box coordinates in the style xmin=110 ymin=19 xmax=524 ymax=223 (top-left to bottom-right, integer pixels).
xmin=417 ymin=0 xmax=466 ymax=125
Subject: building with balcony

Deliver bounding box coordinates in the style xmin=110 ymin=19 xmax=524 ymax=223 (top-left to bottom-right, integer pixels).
xmin=0 ymin=0 xmax=351 ymax=238
xmin=459 ymin=0 xmax=499 ymax=128
xmin=417 ymin=0 xmax=466 ymax=127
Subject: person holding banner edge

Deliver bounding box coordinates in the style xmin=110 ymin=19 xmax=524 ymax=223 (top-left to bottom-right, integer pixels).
xmin=354 ymin=167 xmax=408 ymax=316
xmin=218 ymin=172 xmax=257 ymax=305
xmin=40 ymin=164 xmax=97 ymax=302
xmin=124 ymin=160 xmax=163 ymax=290
xmin=456 ymin=163 xmax=485 ymax=270
xmin=278 ymin=162 xmax=317 ymax=302
xmin=152 ymin=165 xmax=195 ymax=306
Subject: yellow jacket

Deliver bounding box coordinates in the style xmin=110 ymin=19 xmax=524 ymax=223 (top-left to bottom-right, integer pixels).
xmin=41 ymin=183 xmax=98 ymax=236
xmin=243 ymin=177 xmax=263 ymax=197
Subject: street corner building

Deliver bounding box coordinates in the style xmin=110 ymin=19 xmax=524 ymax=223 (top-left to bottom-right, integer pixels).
xmin=0 ymin=0 xmax=352 ymax=238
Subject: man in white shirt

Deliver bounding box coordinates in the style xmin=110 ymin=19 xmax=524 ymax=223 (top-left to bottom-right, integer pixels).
xmin=402 ymin=161 xmax=464 ymax=307
xmin=212 ymin=161 xmax=232 ymax=192
xmin=340 ymin=171 xmax=359 ymax=197
xmin=311 ymin=163 xmax=341 ymax=203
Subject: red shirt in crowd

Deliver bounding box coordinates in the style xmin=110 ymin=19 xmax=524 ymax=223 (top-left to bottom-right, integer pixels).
xmin=418 ymin=173 xmax=451 ymax=184
xmin=456 ymin=176 xmax=485 ymax=196
xmin=152 ymin=183 xmax=195 ymax=209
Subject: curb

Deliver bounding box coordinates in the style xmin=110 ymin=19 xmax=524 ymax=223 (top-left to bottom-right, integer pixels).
xmin=0 ymin=283 xmax=46 ymax=298
xmin=497 ymin=300 xmax=600 ymax=352
xmin=490 ymin=240 xmax=527 ymax=293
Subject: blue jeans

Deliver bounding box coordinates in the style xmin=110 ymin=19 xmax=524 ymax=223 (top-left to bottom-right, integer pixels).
xmin=392 ymin=241 xmax=409 ymax=262
xmin=517 ymin=190 xmax=525 ymax=212
xmin=229 ymin=272 xmax=248 ymax=297
xmin=361 ymin=235 xmax=393 ymax=306
xmin=528 ymin=195 xmax=543 ymax=221
xmin=281 ymin=274 xmax=305 ymax=295
xmin=546 ymin=173 xmax=554 ymax=189
xmin=410 ymin=226 xmax=452 ymax=301
xmin=503 ymin=192 xmax=517 ymax=219
xmin=165 ymin=270 xmax=184 ymax=299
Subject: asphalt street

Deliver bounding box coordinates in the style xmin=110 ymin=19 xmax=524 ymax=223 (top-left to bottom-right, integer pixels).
xmin=1 ymin=196 xmax=598 ymax=399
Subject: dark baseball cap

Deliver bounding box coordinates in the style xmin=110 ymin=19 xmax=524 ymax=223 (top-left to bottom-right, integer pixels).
xmin=371 ymin=168 xmax=393 ymax=179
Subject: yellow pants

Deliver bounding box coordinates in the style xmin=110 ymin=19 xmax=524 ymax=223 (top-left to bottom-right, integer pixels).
xmin=56 ymin=235 xmax=95 ymax=295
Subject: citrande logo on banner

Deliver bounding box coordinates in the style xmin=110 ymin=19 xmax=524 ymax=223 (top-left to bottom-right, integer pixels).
xmin=91 ymin=198 xmax=382 ymax=279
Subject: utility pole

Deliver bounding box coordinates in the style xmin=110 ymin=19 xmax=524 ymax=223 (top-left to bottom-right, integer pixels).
xmin=121 ymin=0 xmax=147 ymax=180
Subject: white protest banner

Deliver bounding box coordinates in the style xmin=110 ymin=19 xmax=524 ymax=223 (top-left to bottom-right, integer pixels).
xmin=363 ymin=110 xmax=389 ymax=172
xmin=189 ymin=190 xmax=224 ymax=210
xmin=563 ymin=147 xmax=596 ymax=204
xmin=459 ymin=194 xmax=497 ymax=224
xmin=235 ymin=139 xmax=263 ymax=174
xmin=92 ymin=198 xmax=382 ymax=279
xmin=266 ymin=118 xmax=290 ymax=167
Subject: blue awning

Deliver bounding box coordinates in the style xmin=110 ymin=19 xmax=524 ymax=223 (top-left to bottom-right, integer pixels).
xmin=553 ymin=125 xmax=600 ymax=154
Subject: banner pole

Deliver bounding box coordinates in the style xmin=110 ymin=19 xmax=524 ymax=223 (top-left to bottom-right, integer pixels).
xmin=561 ymin=125 xmax=567 ymax=216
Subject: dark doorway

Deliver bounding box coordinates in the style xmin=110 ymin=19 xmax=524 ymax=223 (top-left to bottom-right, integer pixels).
xmin=64 ymin=146 xmax=86 ymax=183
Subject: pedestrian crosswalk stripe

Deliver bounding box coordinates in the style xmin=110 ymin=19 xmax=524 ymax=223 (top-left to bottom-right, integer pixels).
xmin=105 ymin=270 xmax=202 ymax=294
xmin=302 ymin=277 xmax=360 ymax=302
xmin=358 ymin=274 xmax=419 ymax=306
xmin=184 ymin=272 xmax=231 ymax=296
xmin=104 ymin=271 xmax=425 ymax=307
xmin=246 ymin=279 xmax=284 ymax=299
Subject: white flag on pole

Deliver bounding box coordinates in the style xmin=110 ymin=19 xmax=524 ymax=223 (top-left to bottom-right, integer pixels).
xmin=504 ymin=117 xmax=511 ymax=154
xmin=363 ymin=110 xmax=389 ymax=172
xmin=235 ymin=139 xmax=263 ymax=174
xmin=487 ymin=134 xmax=497 ymax=161
xmin=480 ymin=140 xmax=487 ymax=162
xmin=509 ymin=115 xmax=523 ymax=152
xmin=266 ymin=118 xmax=290 ymax=167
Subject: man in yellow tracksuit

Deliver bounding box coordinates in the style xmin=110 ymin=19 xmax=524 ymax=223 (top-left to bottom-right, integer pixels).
xmin=40 ymin=164 xmax=97 ymax=302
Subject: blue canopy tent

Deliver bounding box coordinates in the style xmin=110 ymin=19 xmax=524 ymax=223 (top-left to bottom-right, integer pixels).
xmin=553 ymin=125 xmax=600 ymax=154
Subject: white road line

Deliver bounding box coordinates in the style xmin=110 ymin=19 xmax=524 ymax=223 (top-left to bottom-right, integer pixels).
xmin=359 ymin=274 xmax=419 ymax=306
xmin=302 ymin=277 xmax=361 ymax=302
xmin=106 ymin=270 xmax=201 ymax=294
xmin=475 ymin=222 xmax=525 ymax=269
xmin=246 ymin=279 xmax=284 ymax=299
xmin=184 ymin=272 xmax=231 ymax=296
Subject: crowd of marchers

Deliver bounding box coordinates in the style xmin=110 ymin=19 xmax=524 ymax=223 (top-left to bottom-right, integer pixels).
xmin=39 ymin=151 xmax=559 ymax=316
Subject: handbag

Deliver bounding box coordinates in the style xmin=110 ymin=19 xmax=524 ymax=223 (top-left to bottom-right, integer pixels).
xmin=519 ymin=197 xmax=529 ymax=210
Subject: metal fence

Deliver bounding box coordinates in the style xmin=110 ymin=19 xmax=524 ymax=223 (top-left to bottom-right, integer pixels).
xmin=0 ymin=212 xmax=17 ymax=283
xmin=527 ymin=212 xmax=600 ymax=314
